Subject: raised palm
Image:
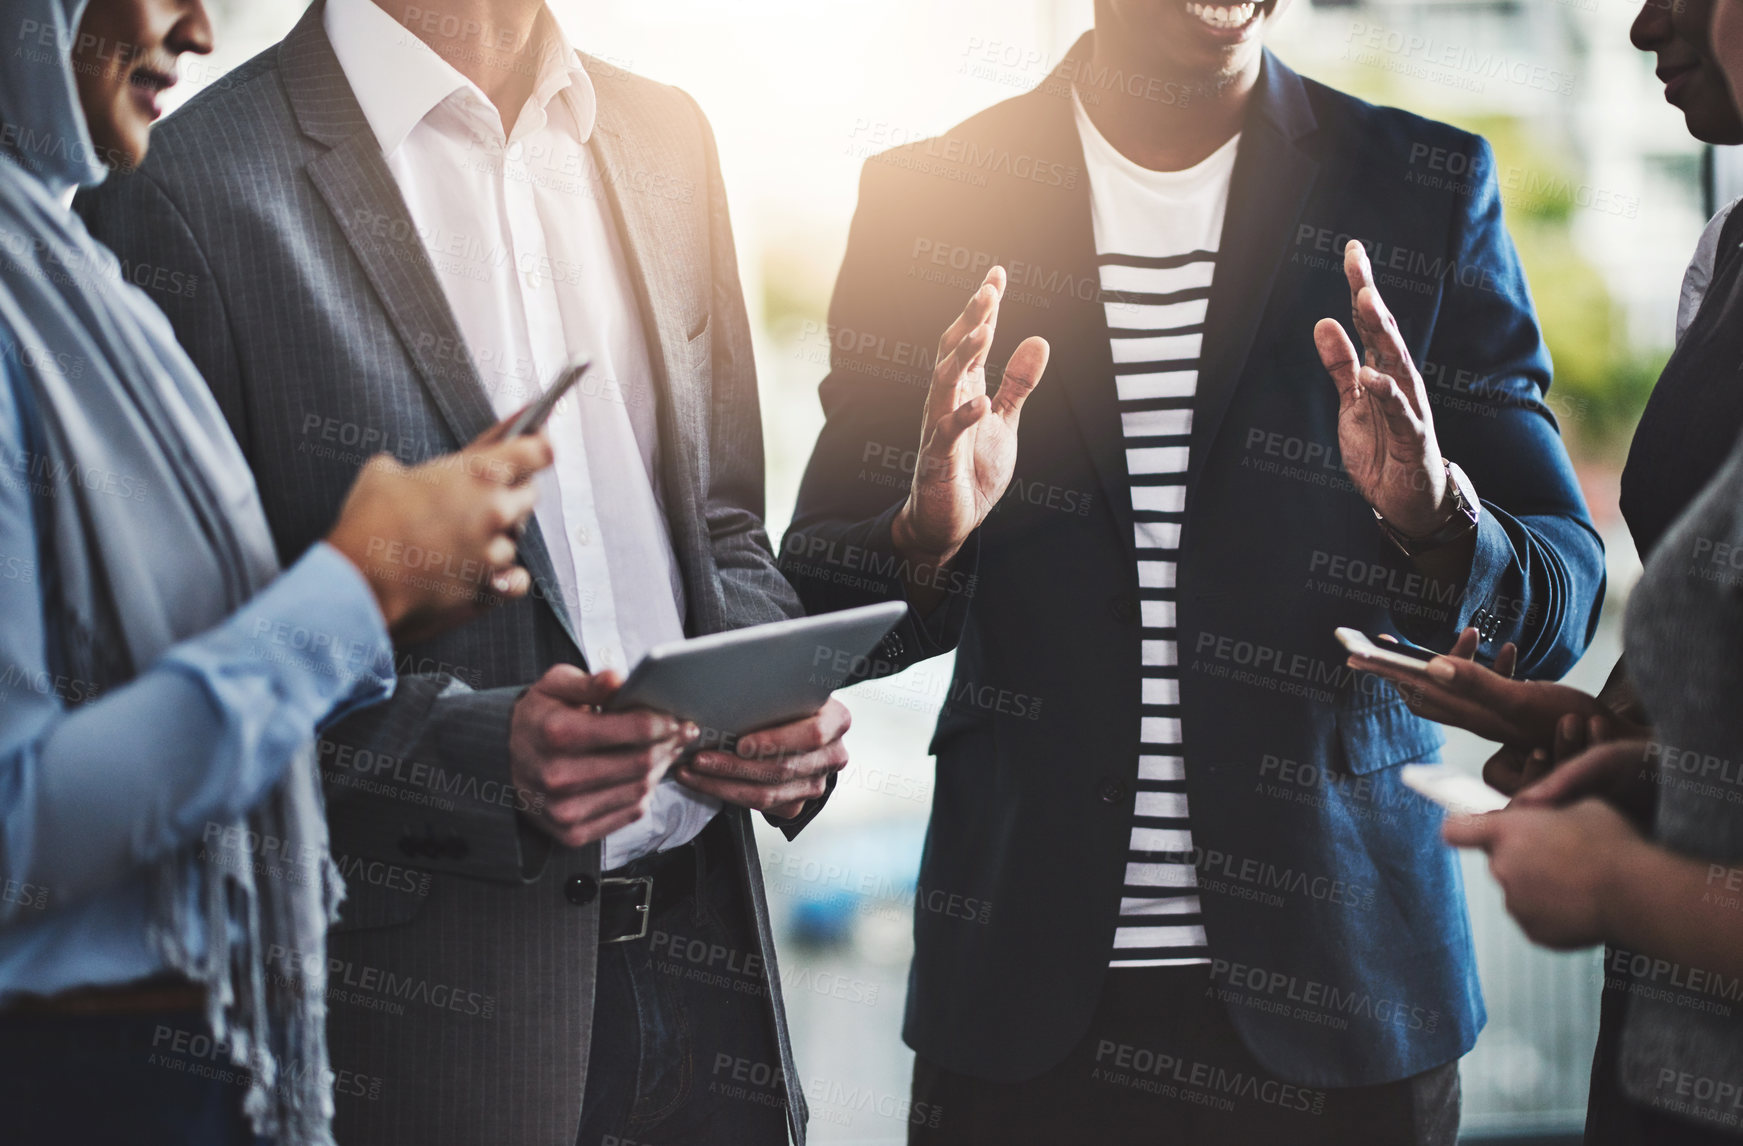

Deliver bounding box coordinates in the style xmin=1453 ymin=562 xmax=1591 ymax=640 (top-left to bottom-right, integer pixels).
xmin=894 ymin=267 xmax=1050 ymax=566
xmin=1313 ymin=241 xmax=1449 ymax=536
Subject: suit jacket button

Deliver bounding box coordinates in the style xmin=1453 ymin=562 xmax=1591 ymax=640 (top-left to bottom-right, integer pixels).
xmin=564 ymin=874 xmax=598 ymax=906
xmin=878 ymin=632 xmax=905 ymax=664
xmin=1098 ymin=778 xmax=1128 ymax=804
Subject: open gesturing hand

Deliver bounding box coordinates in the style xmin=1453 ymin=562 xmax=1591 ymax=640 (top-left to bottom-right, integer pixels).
xmin=1313 ymin=240 xmax=1455 ymax=538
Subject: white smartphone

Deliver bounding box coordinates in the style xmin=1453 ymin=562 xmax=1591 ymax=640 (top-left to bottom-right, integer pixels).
xmin=1400 ymin=763 xmax=1510 ymax=816
xmin=1334 ymin=627 xmax=1438 ymax=675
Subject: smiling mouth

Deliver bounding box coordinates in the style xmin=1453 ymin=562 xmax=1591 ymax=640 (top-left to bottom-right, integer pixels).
xmin=1184 ymin=1 xmax=1263 ymax=31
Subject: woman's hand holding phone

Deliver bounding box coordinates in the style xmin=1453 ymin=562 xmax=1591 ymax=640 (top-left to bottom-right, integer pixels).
xmin=1343 ymin=626 xmax=1614 ymax=757
xmin=327 ymin=418 xmax=553 ymax=644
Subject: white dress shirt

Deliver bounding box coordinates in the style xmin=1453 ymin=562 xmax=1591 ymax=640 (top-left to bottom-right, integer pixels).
xmin=325 ymin=0 xmax=720 ymax=869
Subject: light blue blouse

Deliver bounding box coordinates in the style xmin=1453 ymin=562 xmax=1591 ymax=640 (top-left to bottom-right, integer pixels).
xmin=0 ymin=361 xmax=395 ymax=998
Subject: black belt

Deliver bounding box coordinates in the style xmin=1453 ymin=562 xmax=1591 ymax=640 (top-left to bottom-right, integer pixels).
xmin=598 ymin=836 xmax=703 ymax=944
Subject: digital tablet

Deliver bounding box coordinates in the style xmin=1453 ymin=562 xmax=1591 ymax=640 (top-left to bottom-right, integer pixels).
xmin=605 ymin=600 xmax=909 ymax=741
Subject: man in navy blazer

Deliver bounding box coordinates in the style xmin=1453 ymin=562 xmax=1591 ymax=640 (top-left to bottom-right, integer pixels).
xmin=783 ymin=2 xmax=1604 ymax=1142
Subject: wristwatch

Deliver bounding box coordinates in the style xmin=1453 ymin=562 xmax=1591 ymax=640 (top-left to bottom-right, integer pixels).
xmin=1374 ymin=460 xmax=1479 ymax=557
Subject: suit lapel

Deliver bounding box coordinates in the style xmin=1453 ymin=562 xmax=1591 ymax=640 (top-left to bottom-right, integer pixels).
xmin=1003 ymin=82 xmax=1135 ymax=563
xmin=1009 ymin=49 xmax=1322 ymax=567
xmin=1187 ymin=53 xmax=1321 ymax=486
xmin=282 ymin=4 xmax=582 ymax=654
xmin=586 ymin=73 xmax=719 ymax=634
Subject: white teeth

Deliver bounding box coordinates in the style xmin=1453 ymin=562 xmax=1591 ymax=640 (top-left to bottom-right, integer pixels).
xmin=1186 ymin=1 xmax=1257 ymax=29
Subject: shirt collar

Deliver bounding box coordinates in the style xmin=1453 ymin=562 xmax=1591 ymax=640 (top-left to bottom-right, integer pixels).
xmin=323 ymin=0 xmax=597 ymax=155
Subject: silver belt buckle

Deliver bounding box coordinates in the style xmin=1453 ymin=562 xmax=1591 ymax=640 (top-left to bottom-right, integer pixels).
xmin=600 ymin=875 xmax=654 ymax=944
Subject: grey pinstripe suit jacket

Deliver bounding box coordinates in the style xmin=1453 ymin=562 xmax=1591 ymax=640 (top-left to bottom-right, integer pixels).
xmin=77 ymin=6 xmax=819 ymax=1143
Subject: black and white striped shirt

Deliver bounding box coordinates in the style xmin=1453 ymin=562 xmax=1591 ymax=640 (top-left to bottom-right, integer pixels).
xmin=1074 ymin=93 xmax=1240 ymax=969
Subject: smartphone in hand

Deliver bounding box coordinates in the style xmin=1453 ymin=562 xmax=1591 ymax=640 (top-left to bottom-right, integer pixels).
xmin=1335 ymin=627 xmax=1437 ymax=675
xmin=506 ymin=358 xmax=592 ymax=437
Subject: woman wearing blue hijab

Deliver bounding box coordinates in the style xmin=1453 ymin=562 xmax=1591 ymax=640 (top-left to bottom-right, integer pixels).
xmin=0 ymin=0 xmax=554 ymax=1142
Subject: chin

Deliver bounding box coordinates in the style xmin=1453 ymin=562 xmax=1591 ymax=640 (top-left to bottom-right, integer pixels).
xmin=1683 ymin=104 xmax=1743 ymax=148
xmin=90 ymin=115 xmax=150 ymax=172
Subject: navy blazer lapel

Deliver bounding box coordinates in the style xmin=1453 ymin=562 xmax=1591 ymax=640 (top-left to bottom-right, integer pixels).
xmin=1005 ymin=48 xmax=1321 ymax=568
xmin=585 ymin=70 xmax=717 ymax=631
xmin=1187 ymin=52 xmax=1321 ymax=486
xmin=279 ymin=4 xmax=583 ymax=655
xmin=1002 ymin=76 xmax=1135 ymax=564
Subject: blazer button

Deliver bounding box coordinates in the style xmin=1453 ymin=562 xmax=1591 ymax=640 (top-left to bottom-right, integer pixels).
xmin=878 ymin=632 xmax=906 ymax=664
xmin=1108 ymin=596 xmax=1138 ymax=626
xmin=564 ymin=874 xmax=598 ymax=906
xmin=1098 ymin=777 xmax=1128 ymax=804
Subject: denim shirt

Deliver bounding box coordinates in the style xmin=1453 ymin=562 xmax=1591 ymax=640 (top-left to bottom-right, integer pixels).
xmin=0 ymin=363 xmax=395 ymax=998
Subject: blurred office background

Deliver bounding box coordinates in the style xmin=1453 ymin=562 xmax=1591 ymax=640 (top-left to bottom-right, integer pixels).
xmin=184 ymin=0 xmax=1717 ymax=1139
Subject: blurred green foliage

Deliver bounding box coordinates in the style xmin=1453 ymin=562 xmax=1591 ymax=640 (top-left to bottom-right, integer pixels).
xmin=1461 ymin=114 xmax=1666 ymax=455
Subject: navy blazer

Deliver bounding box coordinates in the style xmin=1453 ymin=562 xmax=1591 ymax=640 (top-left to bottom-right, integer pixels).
xmin=783 ymin=42 xmax=1604 ymax=1089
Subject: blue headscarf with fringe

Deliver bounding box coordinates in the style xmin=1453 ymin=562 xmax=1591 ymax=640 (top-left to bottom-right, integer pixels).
xmin=0 ymin=2 xmax=344 ymax=1141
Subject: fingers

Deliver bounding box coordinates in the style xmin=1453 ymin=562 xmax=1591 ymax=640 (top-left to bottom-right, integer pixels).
xmin=675 ymin=766 xmax=833 ymax=815
xmin=736 ymin=698 xmax=853 ymax=759
xmin=467 ymin=431 xmax=554 ymax=486
xmin=1359 ymin=367 xmax=1426 ymax=445
xmin=546 ymin=802 xmax=651 ymax=850
xmin=532 ymin=664 xmax=623 ymax=708
xmin=471 ymin=410 xmax=521 ymax=447
xmin=936 ymin=267 xmax=1005 ymax=362
xmin=1441 ymin=809 xmax=1501 ymax=849
xmin=673 ymin=699 xmax=851 ymax=813
xmin=541 ymin=780 xmax=660 ymax=849
xmin=1553 ymin=712 xmax=1588 ymax=763
xmin=1513 ymin=739 xmax=1651 ymax=807
xmin=488 ymin=565 xmax=531 ymax=598
xmin=542 ymin=736 xmax=689 ymax=795
xmin=926 ymin=271 xmax=1004 ymax=430
xmin=1342 ymin=239 xmax=1376 ymax=321
xmin=1449 ymin=627 xmax=1480 ymax=661
xmin=924 ymin=322 xmax=995 ymax=434
xmin=1519 ymin=747 xmax=1554 ymax=790
xmin=1482 ymin=744 xmax=1544 ymax=796
xmin=1495 ymin=642 xmax=1519 ymax=680
xmin=1314 ymin=317 xmax=1362 ymax=397
xmin=684 ymin=736 xmax=849 ymax=787
xmin=922 ymin=396 xmax=990 ymax=467
xmin=539 ymin=706 xmax=694 ymax=756
xmin=990 ymin=336 xmax=1050 ymax=422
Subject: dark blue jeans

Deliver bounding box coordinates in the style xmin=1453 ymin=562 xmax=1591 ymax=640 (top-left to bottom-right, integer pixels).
xmin=575 ymin=819 xmax=790 ymax=1146
xmin=910 ymin=965 xmax=1460 ymax=1146
xmin=0 ymin=1008 xmax=264 ymax=1146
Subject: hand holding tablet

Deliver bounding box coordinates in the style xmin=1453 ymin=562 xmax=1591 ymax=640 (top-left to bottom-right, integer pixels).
xmin=607 ymin=600 xmax=908 ymax=744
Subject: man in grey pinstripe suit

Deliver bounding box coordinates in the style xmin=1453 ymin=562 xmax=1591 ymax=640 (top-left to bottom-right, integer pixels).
xmin=77 ymin=1 xmax=872 ymax=1143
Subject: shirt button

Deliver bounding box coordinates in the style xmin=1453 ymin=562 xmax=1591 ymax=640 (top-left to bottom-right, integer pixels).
xmin=564 ymin=874 xmax=597 ymax=906
xmin=574 ymin=525 xmax=591 ymax=546
xmin=523 ymin=269 xmax=540 ymax=290
xmin=1098 ymin=778 xmax=1128 ymax=805
xmin=506 ymin=140 xmax=525 ymax=161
